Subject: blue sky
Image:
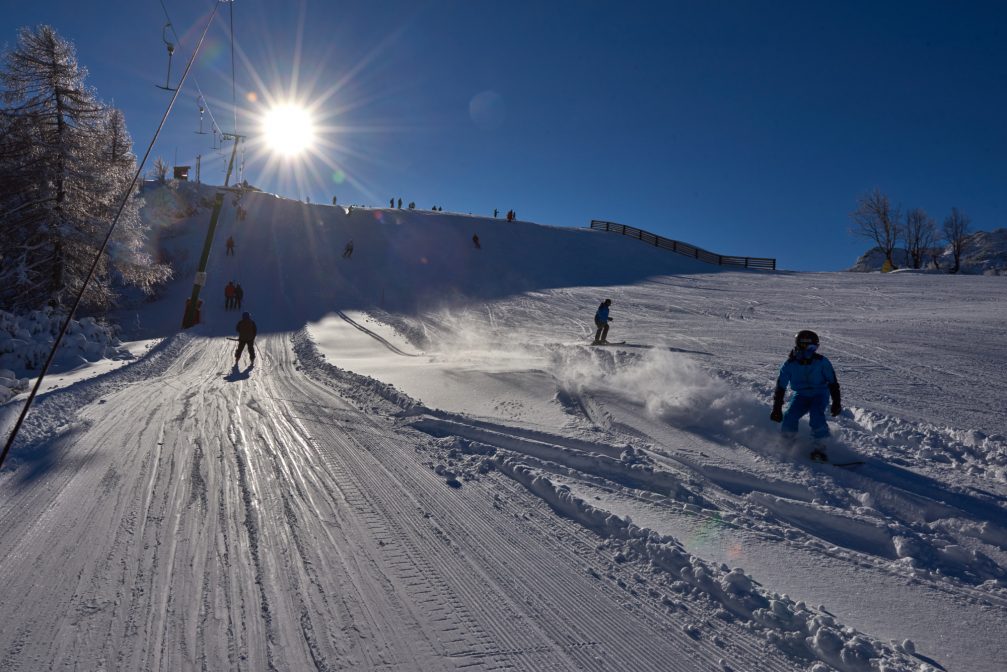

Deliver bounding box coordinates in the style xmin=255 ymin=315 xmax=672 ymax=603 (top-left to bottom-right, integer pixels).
xmin=4 ymin=1 xmax=1005 ymax=271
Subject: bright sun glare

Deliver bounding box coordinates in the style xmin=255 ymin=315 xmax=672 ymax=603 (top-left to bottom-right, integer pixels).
xmin=262 ymin=105 xmax=315 ymax=157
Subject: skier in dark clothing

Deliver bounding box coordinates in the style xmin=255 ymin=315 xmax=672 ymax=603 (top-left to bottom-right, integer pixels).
xmin=226 ymin=236 xmax=235 ymax=255
xmin=472 ymin=234 xmax=481 ymax=249
xmin=770 ymin=330 xmax=842 ymax=461
xmin=225 ymin=281 xmax=236 ymax=310
xmin=343 ymin=240 xmax=354 ymax=258
xmin=593 ymin=299 xmax=612 ymax=344
xmin=234 ymin=283 xmax=244 ymax=309
xmin=235 ymin=311 xmax=257 ymax=365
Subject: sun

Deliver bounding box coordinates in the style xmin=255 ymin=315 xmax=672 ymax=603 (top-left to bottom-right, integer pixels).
xmin=262 ymin=104 xmax=316 ymax=157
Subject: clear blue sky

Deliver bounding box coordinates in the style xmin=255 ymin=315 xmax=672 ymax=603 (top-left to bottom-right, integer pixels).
xmin=4 ymin=1 xmax=1005 ymax=271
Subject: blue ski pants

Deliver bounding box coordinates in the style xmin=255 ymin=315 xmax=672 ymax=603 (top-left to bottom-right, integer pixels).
xmin=781 ymin=392 xmax=830 ymax=438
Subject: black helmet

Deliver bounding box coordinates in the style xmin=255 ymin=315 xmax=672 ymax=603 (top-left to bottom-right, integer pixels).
xmin=795 ymin=329 xmax=819 ymax=349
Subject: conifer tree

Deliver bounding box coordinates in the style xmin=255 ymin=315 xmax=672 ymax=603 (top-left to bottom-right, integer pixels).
xmin=0 ymin=25 xmax=169 ymax=312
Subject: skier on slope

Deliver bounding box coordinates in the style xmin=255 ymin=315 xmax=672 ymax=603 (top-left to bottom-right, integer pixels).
xmin=226 ymin=236 xmax=235 ymax=255
xmin=769 ymin=330 xmax=842 ymax=461
xmin=593 ymin=299 xmax=613 ymax=344
xmin=235 ymin=311 xmax=257 ymax=366
xmin=224 ymin=281 xmax=236 ymax=310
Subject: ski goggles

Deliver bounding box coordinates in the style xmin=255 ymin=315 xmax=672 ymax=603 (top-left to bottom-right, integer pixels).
xmin=798 ymin=343 xmax=818 ymax=353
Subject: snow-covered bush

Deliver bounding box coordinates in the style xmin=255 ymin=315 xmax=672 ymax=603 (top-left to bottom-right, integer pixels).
xmin=0 ymin=307 xmax=134 ymax=401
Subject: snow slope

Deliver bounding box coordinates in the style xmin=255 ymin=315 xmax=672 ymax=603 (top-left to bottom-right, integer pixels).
xmin=1 ymin=182 xmax=1004 ymax=671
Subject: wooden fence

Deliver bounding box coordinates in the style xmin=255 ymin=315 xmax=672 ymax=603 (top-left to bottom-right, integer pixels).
xmin=589 ymin=220 xmax=776 ymax=271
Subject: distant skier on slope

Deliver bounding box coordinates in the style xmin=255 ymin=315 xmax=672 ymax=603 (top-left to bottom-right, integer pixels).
xmin=226 ymin=236 xmax=235 ymax=256
xmin=593 ymin=299 xmax=613 ymax=344
xmin=343 ymin=239 xmax=354 ymax=258
xmin=224 ymin=281 xmax=236 ymax=310
xmin=472 ymin=234 xmax=481 ymax=249
xmin=234 ymin=283 xmax=244 ymax=310
xmin=770 ymin=329 xmax=842 ymax=461
xmin=235 ymin=311 xmax=257 ymax=366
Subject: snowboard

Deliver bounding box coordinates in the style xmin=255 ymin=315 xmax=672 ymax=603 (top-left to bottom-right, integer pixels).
xmin=589 ymin=341 xmax=626 ymax=346
xmin=807 ymin=446 xmax=864 ymax=468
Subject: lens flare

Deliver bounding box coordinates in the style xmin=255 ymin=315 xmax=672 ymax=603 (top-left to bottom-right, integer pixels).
xmin=262 ymin=104 xmax=316 ymax=157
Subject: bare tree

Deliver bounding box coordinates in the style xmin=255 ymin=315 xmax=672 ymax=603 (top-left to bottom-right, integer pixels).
xmin=942 ymin=207 xmax=970 ymax=274
xmin=152 ymin=156 xmax=168 ymax=183
xmin=904 ymin=208 xmax=938 ymax=269
xmin=851 ymin=189 xmax=901 ymax=270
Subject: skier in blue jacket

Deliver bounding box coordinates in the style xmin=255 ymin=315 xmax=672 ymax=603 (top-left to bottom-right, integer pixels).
xmin=593 ymin=299 xmax=613 ymax=344
xmin=770 ymin=330 xmax=842 ymax=461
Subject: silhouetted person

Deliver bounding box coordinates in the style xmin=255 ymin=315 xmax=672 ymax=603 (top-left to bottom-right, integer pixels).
xmin=235 ymin=311 xmax=257 ymax=366
xmin=472 ymin=234 xmax=481 ymax=250
xmin=226 ymin=236 xmax=235 ymax=255
xmin=494 ymin=208 xmax=498 ymax=218
xmin=234 ymin=283 xmax=244 ymax=309
xmin=343 ymin=239 xmax=354 ymax=258
xmin=398 ymin=198 xmax=402 ymax=208
xmin=332 ymin=195 xmax=338 ymax=205
xmin=390 ymin=197 xmax=395 ymax=207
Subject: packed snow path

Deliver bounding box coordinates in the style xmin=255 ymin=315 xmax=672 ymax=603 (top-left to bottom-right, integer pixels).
xmin=0 ymin=334 xmax=803 ymax=671
xmin=2 ymin=185 xmax=1004 ymax=670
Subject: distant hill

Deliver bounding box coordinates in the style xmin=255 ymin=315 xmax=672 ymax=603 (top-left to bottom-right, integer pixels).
xmin=849 ymin=228 xmax=1007 ymax=274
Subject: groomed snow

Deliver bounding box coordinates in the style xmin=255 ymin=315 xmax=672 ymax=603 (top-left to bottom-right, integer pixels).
xmin=1 ymin=182 xmax=1004 ymax=671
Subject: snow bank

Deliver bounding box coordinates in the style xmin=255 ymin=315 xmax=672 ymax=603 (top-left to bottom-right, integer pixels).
xmin=495 ymin=457 xmax=921 ymax=672
xmin=0 ymin=308 xmax=135 ymax=404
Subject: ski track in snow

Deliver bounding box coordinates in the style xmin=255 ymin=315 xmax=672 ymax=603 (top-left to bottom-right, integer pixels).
xmin=2 ymin=185 xmax=1005 ymax=671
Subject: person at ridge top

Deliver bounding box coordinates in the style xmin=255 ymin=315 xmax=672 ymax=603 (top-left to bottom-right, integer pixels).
xmin=593 ymin=299 xmax=613 ymax=344
xmin=770 ymin=329 xmax=842 ymax=460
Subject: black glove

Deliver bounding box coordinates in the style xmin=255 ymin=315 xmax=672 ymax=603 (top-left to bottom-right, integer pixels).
xmin=770 ymin=387 xmax=785 ymax=423
xmin=829 ymin=383 xmax=842 ymax=417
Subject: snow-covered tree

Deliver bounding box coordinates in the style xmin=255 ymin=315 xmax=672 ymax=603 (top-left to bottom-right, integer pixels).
xmin=851 ymin=189 xmax=901 ymax=270
xmin=943 ymin=207 xmax=971 ymax=274
xmin=0 ymin=25 xmax=169 ymax=312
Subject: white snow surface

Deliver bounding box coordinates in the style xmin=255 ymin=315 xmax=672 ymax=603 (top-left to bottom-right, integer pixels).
xmin=2 ymin=182 xmax=1005 ymax=671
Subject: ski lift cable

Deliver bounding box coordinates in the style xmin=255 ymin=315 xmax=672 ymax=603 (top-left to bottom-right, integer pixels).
xmin=229 ymin=0 xmax=238 ymax=139
xmin=158 ymin=0 xmax=224 ymax=141
xmin=0 ymin=2 xmax=223 ymax=472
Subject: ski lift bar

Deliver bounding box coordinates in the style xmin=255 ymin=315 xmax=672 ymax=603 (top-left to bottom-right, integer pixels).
xmin=156 ymin=23 xmax=178 ymax=92
xmin=195 ymin=96 xmax=208 ymax=134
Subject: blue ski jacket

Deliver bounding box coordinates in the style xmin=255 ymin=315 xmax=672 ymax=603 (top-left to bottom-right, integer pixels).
xmin=595 ymin=304 xmax=610 ymax=323
xmin=776 ymin=352 xmax=837 ymax=396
